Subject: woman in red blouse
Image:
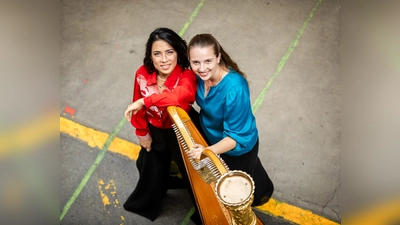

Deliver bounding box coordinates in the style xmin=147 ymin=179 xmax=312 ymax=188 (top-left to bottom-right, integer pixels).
xmin=123 ymin=28 xmax=198 ymax=222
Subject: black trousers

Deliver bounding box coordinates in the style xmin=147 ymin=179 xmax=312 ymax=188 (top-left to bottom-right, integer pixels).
xmin=123 ymin=109 xmax=200 ymax=221
xmin=220 ymin=139 xmax=274 ymax=206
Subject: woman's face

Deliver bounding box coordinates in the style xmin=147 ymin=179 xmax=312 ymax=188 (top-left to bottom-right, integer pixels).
xmin=189 ymin=46 xmax=221 ymax=81
xmin=151 ymin=40 xmax=178 ymax=77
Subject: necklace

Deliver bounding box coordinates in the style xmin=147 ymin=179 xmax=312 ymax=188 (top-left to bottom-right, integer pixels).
xmin=157 ymin=75 xmax=167 ymax=89
xmin=157 ymin=75 xmax=167 ymax=82
xmin=157 ymin=79 xmax=165 ymax=89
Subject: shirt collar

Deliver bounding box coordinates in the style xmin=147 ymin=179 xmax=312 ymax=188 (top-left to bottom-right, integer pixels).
xmin=147 ymin=65 xmax=183 ymax=89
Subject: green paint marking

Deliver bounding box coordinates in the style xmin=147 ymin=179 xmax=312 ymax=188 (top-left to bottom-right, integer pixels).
xmin=178 ymin=0 xmax=205 ymax=37
xmin=252 ymin=0 xmax=323 ymax=113
xmin=181 ymin=206 xmax=195 ymax=225
xmin=60 ymin=117 xmax=126 ymax=221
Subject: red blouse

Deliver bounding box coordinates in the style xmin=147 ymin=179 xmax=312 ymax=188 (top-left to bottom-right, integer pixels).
xmin=130 ymin=65 xmax=197 ymax=140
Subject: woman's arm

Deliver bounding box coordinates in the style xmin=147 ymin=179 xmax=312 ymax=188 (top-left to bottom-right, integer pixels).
xmin=188 ymin=136 xmax=236 ymax=159
xmin=143 ymin=70 xmax=197 ymax=108
xmin=207 ymin=136 xmax=236 ymax=155
xmin=128 ymin=68 xmax=150 ymax=140
xmin=124 ymin=98 xmax=144 ymax=121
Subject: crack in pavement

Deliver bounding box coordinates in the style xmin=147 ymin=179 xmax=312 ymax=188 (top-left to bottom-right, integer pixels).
xmin=322 ymin=181 xmax=341 ymax=221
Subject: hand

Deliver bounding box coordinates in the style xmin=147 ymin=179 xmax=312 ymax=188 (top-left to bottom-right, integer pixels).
xmin=188 ymin=143 xmax=205 ymax=160
xmin=139 ymin=137 xmax=153 ymax=152
xmin=124 ymin=98 xmax=144 ymax=121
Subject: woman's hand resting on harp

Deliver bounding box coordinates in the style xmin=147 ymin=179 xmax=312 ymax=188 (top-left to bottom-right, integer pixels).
xmin=188 ymin=143 xmax=205 ymax=160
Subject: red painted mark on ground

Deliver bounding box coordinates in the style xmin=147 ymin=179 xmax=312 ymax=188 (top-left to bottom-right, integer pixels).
xmin=64 ymin=106 xmax=75 ymax=116
xmin=84 ymin=79 xmax=87 ymax=84
xmin=116 ymin=43 xmax=120 ymax=50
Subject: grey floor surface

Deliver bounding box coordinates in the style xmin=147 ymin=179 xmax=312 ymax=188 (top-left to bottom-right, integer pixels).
xmin=61 ymin=0 xmax=341 ymax=224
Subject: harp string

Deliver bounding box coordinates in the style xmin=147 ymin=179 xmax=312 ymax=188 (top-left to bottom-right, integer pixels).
xmin=172 ymin=123 xmax=229 ymax=184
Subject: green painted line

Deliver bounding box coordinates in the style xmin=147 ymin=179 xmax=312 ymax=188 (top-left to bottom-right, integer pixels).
xmin=178 ymin=0 xmax=205 ymax=37
xmin=252 ymin=0 xmax=323 ymax=113
xmin=181 ymin=206 xmax=195 ymax=225
xmin=60 ymin=117 xmax=126 ymax=221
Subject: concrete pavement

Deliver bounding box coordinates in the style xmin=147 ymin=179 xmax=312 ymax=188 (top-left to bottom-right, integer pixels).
xmin=61 ymin=0 xmax=341 ymax=224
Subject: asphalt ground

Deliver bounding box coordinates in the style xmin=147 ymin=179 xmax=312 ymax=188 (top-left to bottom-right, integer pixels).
xmin=60 ymin=0 xmax=341 ymax=224
xmin=3 ymin=0 xmax=400 ymax=225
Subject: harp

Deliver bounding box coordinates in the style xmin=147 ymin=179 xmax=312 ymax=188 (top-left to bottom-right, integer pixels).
xmin=167 ymin=106 xmax=264 ymax=225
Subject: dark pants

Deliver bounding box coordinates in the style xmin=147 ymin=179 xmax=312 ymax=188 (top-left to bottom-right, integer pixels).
xmin=123 ymin=110 xmax=200 ymax=221
xmin=220 ymin=139 xmax=274 ymax=206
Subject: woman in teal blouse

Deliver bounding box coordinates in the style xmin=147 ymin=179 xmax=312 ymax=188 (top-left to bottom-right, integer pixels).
xmin=195 ymin=68 xmax=257 ymax=156
xmin=187 ymin=33 xmax=274 ymax=206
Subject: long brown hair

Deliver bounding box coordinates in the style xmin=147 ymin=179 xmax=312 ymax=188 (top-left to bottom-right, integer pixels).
xmin=187 ymin=34 xmax=247 ymax=80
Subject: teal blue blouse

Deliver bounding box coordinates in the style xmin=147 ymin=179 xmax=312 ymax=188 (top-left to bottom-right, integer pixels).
xmin=196 ymin=69 xmax=258 ymax=156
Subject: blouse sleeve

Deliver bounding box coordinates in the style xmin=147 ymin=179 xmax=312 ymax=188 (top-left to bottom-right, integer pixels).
xmin=130 ymin=69 xmax=150 ymax=139
xmin=143 ymin=70 xmax=197 ymax=109
xmin=222 ymin=87 xmax=255 ymax=154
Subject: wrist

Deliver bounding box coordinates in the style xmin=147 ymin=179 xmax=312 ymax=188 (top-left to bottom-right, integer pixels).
xmin=208 ymin=146 xmax=217 ymax=154
xmin=137 ymin=133 xmax=151 ymax=140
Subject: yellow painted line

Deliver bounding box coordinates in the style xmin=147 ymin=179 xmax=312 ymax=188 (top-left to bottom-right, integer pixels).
xmin=0 ymin=112 xmax=59 ymax=156
xmin=60 ymin=117 xmax=108 ymax=149
xmin=61 ymin=116 xmax=339 ymax=224
xmin=120 ymin=215 xmax=126 ymax=225
xmin=256 ymin=198 xmax=339 ymax=225
xmin=98 ymin=179 xmax=111 ymax=207
xmin=98 ymin=179 xmax=120 ymax=207
xmin=345 ymin=197 xmax=400 ymax=225
xmin=108 ymin=136 xmax=140 ymax=161
xmin=60 ymin=117 xmax=140 ymax=160
xmin=98 ymin=179 xmax=125 ymax=224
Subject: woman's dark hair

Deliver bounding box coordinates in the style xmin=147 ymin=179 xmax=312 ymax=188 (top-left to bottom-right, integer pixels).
xmin=187 ymin=33 xmax=247 ymax=80
xmin=143 ymin=27 xmax=190 ymax=74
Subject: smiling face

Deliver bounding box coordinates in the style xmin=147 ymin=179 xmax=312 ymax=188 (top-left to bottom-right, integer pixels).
xmin=189 ymin=46 xmax=221 ymax=82
xmin=151 ymin=40 xmax=178 ymax=77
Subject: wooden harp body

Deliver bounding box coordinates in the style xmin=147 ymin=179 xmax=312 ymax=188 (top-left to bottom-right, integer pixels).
xmin=167 ymin=106 xmax=264 ymax=225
